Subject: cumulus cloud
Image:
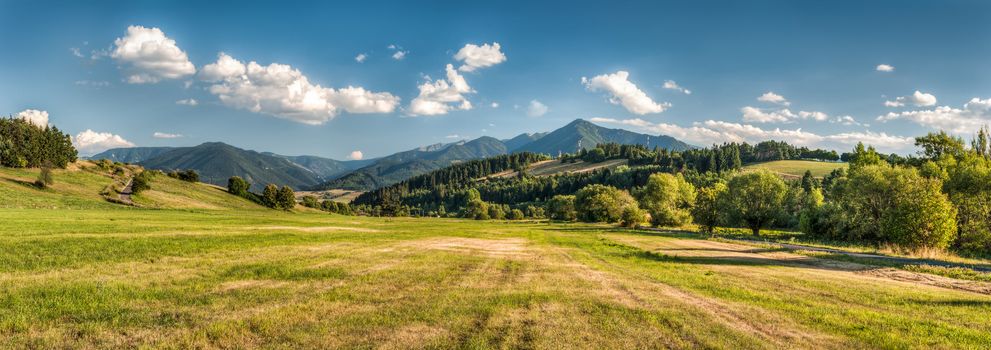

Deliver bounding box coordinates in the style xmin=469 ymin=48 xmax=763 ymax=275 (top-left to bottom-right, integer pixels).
xmin=408 ymin=64 xmax=474 ymax=116
xmin=757 ymin=92 xmax=790 ymax=106
xmin=153 ymin=132 xmax=182 ymax=138
xmin=590 ymin=117 xmax=913 ymax=153
xmin=662 ymin=80 xmax=691 ymax=94
xmin=741 ymin=107 xmax=829 ymax=123
xmin=831 ymin=115 xmax=865 ymax=126
xmin=490 ymin=102 xmax=499 ymax=108
xmin=581 ymin=71 xmax=670 ymax=115
xmin=175 ymin=98 xmax=198 ymax=106
xmin=111 ymin=25 xmax=195 ymax=84
xmin=348 ymin=150 xmax=363 ymax=160
xmin=199 ymin=52 xmax=400 ymax=124
xmin=526 ymin=100 xmax=548 ymax=117
xmin=876 ymin=97 xmax=991 ymax=134
xmin=73 ymin=129 xmax=135 ymax=155
xmin=885 ymin=90 xmax=937 ymax=107
xmin=876 ymin=64 xmax=895 ymax=72
xmin=392 ymin=50 xmax=407 ymax=60
xmin=355 ymin=53 xmax=367 ymax=63
xmin=454 ymin=42 xmax=507 ymax=72
xmin=16 ymin=109 xmax=49 ymax=127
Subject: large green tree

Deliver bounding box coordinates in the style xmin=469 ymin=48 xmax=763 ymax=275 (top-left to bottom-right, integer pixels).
xmin=722 ymin=170 xmax=787 ymax=236
xmin=691 ymin=182 xmax=727 ymax=233
xmin=638 ymin=173 xmax=696 ymax=227
xmin=575 ymin=184 xmax=637 ymax=223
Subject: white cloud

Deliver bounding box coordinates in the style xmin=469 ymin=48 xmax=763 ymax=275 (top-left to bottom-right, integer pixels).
xmin=831 ymin=115 xmax=865 ymax=126
xmin=662 ymin=80 xmax=691 ymax=95
xmin=75 ymin=80 xmax=111 ymax=88
xmin=876 ymin=97 xmax=991 ymax=134
xmin=526 ymin=100 xmax=548 ymax=117
xmin=581 ymin=71 xmax=670 ymax=115
xmin=590 ymin=117 xmax=913 ymax=153
xmin=408 ymin=64 xmax=474 ymax=116
xmin=757 ymin=92 xmax=790 ymax=106
xmin=73 ymin=129 xmax=135 ymax=155
xmin=348 ymin=150 xmax=363 ymax=160
xmin=445 ymin=134 xmax=461 ymax=139
xmin=876 ymin=64 xmax=895 ymax=72
xmin=490 ymin=102 xmax=499 ymax=108
xmin=199 ymin=52 xmax=400 ymax=124
xmin=70 ymin=47 xmax=84 ymax=58
xmin=741 ymin=107 xmax=829 ymax=123
xmin=885 ymin=90 xmax=937 ymax=108
xmin=175 ymin=98 xmax=198 ymax=106
xmin=111 ymin=25 xmax=195 ymax=84
xmin=153 ymin=132 xmax=182 ymax=139
xmin=392 ymin=50 xmax=407 ymax=60
xmin=355 ymin=53 xmax=367 ymax=63
xmin=454 ymin=42 xmax=507 ymax=72
xmin=16 ymin=109 xmax=49 ymax=127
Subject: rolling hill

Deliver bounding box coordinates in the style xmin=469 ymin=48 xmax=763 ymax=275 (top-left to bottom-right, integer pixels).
xmin=315 ymin=136 xmax=509 ymax=190
xmin=89 ymin=146 xmax=174 ymax=163
xmin=139 ymin=142 xmax=325 ymax=190
xmin=515 ymin=119 xmax=693 ymax=155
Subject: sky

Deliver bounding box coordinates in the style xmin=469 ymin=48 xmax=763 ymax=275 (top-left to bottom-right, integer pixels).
xmin=1 ymin=0 xmax=990 ymax=158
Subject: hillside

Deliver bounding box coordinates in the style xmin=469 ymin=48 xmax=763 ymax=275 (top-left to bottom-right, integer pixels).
xmin=0 ymin=161 xmax=264 ymax=210
xmin=89 ymin=146 xmax=174 ymax=163
xmin=315 ymin=136 xmax=509 ymax=191
xmin=139 ymin=142 xmax=323 ymax=190
xmin=742 ymin=160 xmax=848 ymax=179
xmin=503 ymin=132 xmax=547 ymax=151
xmin=516 ymin=119 xmax=693 ymax=155
xmin=263 ymin=153 xmax=371 ymax=179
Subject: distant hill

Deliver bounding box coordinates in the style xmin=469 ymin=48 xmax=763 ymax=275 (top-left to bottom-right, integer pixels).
xmin=263 ymin=153 xmax=371 ymax=180
xmin=314 ymin=136 xmax=508 ymax=191
xmin=516 ymin=119 xmax=692 ymax=155
xmin=139 ymin=142 xmax=324 ymax=190
xmin=90 ymin=147 xmax=174 ymax=163
xmin=503 ymin=132 xmax=547 ymax=152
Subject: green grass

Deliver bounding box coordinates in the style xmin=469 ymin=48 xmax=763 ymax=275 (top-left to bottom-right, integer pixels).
xmin=1 ymin=209 xmax=990 ymax=348
xmin=742 ymin=159 xmax=848 ymax=178
xmin=2 ymin=162 xmax=990 ymax=348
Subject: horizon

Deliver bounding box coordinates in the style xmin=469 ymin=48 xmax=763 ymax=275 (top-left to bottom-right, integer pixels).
xmin=3 ymin=0 xmax=990 ymax=158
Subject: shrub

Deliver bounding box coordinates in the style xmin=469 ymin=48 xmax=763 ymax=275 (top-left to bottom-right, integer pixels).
xmin=131 ymin=171 xmax=153 ymax=194
xmin=620 ymin=205 xmax=647 ymax=228
xmin=508 ymin=208 xmax=525 ymax=220
xmin=638 ymin=173 xmax=696 ymax=227
xmin=227 ymin=176 xmax=250 ymax=196
xmin=277 ymin=186 xmax=296 ymax=210
xmin=35 ymin=161 xmax=53 ymax=188
xmin=301 ymin=195 xmax=320 ymax=208
xmin=575 ymin=184 xmax=637 ymax=223
xmin=262 ymin=184 xmax=279 ymax=208
xmin=547 ymin=195 xmax=576 ymax=221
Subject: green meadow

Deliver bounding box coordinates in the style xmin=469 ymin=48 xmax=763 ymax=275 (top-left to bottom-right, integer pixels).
xmin=1 ymin=164 xmax=990 ymax=348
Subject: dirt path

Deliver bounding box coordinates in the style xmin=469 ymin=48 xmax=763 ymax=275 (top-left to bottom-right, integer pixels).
xmin=119 ymin=178 xmax=134 ymax=205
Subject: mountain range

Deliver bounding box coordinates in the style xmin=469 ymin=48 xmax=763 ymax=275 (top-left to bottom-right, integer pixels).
xmin=90 ymin=119 xmax=694 ymax=191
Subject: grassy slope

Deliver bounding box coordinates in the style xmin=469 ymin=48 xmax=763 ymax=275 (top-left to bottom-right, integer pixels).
xmin=0 ymin=162 xmax=119 ymax=209
xmin=742 ymin=160 xmax=848 ymax=178
xmin=131 ymin=173 xmax=261 ymax=210
xmin=0 ymin=207 xmax=989 ymax=348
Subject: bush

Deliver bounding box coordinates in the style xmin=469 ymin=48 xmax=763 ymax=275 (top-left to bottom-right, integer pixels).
xmin=488 ymin=205 xmax=506 ymax=220
xmin=262 ymin=184 xmax=279 ymax=208
xmin=507 ymin=208 xmax=524 ymax=220
xmin=277 ymin=186 xmax=296 ymax=210
xmin=169 ymin=169 xmax=199 ymax=182
xmin=638 ymin=173 xmax=695 ymax=227
xmin=620 ymin=206 xmax=647 ymax=228
xmin=301 ymin=195 xmax=320 ymax=208
xmin=227 ymin=176 xmax=250 ymax=196
xmin=575 ymin=184 xmax=637 ymax=223
xmin=131 ymin=171 xmax=153 ymax=194
xmin=547 ymin=195 xmax=576 ymax=221
xmin=35 ymin=161 xmax=53 ymax=188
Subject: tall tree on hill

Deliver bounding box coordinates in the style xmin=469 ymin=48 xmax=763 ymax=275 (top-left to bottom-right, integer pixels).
xmin=277 ymin=186 xmax=296 ymax=210
xmin=262 ymin=184 xmax=279 ymax=208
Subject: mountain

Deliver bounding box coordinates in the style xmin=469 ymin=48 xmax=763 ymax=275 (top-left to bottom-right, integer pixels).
xmin=139 ymin=142 xmax=324 ymax=190
xmin=262 ymin=153 xmax=372 ymax=180
xmin=503 ymin=132 xmax=547 ymax=152
xmin=314 ymin=136 xmax=508 ymax=191
xmin=90 ymin=147 xmax=175 ymax=163
xmin=515 ymin=119 xmax=693 ymax=155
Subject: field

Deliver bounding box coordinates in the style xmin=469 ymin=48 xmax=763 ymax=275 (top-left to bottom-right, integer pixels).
xmin=2 ymin=164 xmax=991 ymax=348
xmin=742 ymin=160 xmax=848 ymax=178
xmin=489 ymin=159 xmax=629 ymax=179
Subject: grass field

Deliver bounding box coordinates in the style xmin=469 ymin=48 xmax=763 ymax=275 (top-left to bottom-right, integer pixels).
xmin=742 ymin=160 xmax=848 ymax=178
xmin=2 ymin=163 xmax=991 ymax=348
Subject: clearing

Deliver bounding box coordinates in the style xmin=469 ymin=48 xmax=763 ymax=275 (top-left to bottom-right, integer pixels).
xmin=742 ymin=159 xmax=848 ymax=178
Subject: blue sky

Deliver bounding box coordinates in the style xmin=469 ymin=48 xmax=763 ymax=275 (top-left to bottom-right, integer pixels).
xmin=2 ymin=0 xmax=989 ymax=157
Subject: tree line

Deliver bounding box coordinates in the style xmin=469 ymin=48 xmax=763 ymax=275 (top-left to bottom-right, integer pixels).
xmin=0 ymin=117 xmax=76 ymax=168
